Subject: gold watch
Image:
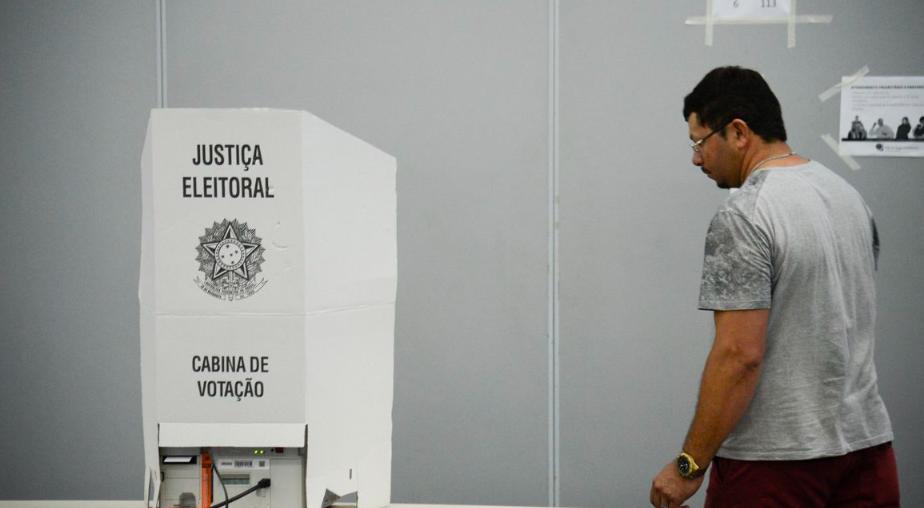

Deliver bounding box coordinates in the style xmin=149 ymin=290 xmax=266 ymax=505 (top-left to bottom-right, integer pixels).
xmin=676 ymin=452 xmax=705 ymax=479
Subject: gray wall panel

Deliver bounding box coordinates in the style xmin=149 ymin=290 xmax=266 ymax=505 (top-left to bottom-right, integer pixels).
xmin=0 ymin=0 xmax=156 ymax=500
xmin=559 ymin=1 xmax=924 ymax=506
xmin=165 ymin=1 xmax=551 ymax=505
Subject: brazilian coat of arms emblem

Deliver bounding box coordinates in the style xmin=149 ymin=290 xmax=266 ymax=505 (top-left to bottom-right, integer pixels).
xmin=195 ymin=219 xmax=266 ymax=300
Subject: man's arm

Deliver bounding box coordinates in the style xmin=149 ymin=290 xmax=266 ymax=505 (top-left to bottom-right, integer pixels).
xmin=683 ymin=308 xmax=769 ymax=467
xmin=649 ymin=308 xmax=769 ymax=508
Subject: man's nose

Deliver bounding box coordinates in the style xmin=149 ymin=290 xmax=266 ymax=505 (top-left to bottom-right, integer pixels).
xmin=692 ymin=150 xmax=704 ymax=166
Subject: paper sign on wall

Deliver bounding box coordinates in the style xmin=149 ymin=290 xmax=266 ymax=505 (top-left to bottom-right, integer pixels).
xmin=839 ymin=76 xmax=924 ymax=157
xmin=712 ymin=0 xmax=791 ymax=18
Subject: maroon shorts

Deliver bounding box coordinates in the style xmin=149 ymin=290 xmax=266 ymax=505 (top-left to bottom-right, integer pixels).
xmin=704 ymin=442 xmax=899 ymax=507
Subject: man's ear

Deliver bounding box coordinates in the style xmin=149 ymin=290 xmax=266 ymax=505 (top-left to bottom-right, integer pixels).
xmin=729 ymin=118 xmax=750 ymax=148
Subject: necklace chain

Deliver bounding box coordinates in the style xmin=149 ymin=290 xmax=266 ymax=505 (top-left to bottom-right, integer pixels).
xmin=751 ymin=152 xmax=796 ymax=173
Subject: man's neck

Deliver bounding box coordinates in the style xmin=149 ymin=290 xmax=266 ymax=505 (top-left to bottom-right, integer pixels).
xmin=739 ymin=141 xmax=800 ymax=182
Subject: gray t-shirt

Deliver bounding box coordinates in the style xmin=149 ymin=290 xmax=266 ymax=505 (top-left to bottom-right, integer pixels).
xmin=699 ymin=160 xmax=893 ymax=460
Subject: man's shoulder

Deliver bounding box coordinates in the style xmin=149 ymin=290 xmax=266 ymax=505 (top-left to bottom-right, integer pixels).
xmin=718 ymin=160 xmax=869 ymax=222
xmin=717 ymin=170 xmax=772 ymax=219
xmin=718 ymin=161 xmax=846 ymax=217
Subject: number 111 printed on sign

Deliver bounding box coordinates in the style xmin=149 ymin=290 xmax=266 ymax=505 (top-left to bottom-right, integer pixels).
xmin=713 ymin=0 xmax=790 ymax=19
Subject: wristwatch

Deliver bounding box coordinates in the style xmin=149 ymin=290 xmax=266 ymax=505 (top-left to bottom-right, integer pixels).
xmin=676 ymin=452 xmax=705 ymax=479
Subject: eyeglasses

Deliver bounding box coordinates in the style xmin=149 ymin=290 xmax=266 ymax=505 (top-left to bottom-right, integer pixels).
xmin=690 ymin=122 xmax=730 ymax=153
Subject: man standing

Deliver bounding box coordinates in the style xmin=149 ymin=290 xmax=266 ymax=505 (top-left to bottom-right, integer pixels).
xmin=649 ymin=67 xmax=898 ymax=508
xmin=914 ymin=116 xmax=924 ymax=139
xmin=869 ymin=118 xmax=896 ymax=139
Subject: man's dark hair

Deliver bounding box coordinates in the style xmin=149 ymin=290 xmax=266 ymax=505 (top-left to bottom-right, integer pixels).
xmin=683 ymin=66 xmax=787 ymax=142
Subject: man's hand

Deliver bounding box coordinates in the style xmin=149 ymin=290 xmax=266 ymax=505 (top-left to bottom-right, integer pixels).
xmin=649 ymin=460 xmax=704 ymax=508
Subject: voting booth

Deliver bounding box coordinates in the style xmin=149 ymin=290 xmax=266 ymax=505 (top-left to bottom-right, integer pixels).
xmin=139 ymin=109 xmax=396 ymax=508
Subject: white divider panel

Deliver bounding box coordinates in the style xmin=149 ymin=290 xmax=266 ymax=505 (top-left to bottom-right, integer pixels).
xmin=141 ymin=109 xmax=396 ymax=507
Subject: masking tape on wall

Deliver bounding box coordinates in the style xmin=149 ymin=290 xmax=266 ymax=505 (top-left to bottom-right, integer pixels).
xmin=818 ymin=66 xmax=870 ymax=102
xmin=705 ymin=0 xmax=715 ymax=47
xmin=822 ymin=133 xmax=862 ymax=171
xmin=685 ymin=14 xmax=833 ymax=26
xmin=686 ymin=10 xmax=832 ymax=48
xmin=684 ymin=9 xmax=834 ymax=48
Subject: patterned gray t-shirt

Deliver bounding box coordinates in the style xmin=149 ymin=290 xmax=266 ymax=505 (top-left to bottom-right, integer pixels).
xmin=699 ymin=161 xmax=892 ymax=460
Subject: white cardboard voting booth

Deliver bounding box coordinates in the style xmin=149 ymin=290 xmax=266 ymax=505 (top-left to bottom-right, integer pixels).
xmin=139 ymin=109 xmax=396 ymax=508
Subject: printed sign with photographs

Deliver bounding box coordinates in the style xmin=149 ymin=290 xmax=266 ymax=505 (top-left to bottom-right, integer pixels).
xmin=839 ymin=76 xmax=924 ymax=157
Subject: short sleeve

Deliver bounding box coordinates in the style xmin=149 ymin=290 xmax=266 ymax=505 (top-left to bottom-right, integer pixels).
xmin=698 ymin=210 xmax=772 ymax=310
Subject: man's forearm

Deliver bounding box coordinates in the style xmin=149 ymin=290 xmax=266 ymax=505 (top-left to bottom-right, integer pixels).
xmin=681 ymin=310 xmax=768 ymax=468
xmin=682 ymin=347 xmax=761 ymax=465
